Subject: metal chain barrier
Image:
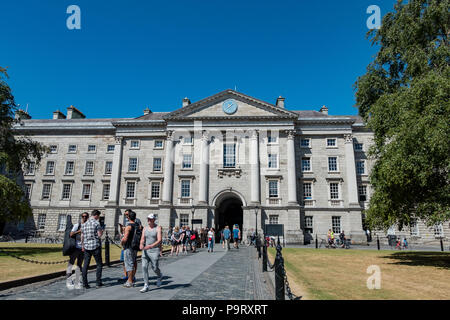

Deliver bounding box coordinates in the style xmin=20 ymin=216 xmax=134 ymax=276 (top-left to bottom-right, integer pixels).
xmin=0 ymin=248 xmax=69 ymax=265
xmin=107 ymin=236 xmax=123 ymax=249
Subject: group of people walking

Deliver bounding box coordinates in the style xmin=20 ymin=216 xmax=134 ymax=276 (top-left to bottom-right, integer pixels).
xmin=65 ymin=209 xmax=162 ymax=293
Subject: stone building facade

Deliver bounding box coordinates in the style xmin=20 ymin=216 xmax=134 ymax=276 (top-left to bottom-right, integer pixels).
xmin=5 ymin=90 xmax=448 ymax=244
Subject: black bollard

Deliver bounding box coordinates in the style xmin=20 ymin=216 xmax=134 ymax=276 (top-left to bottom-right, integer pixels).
xmin=377 ymin=235 xmax=380 ymax=250
xmin=256 ymin=236 xmax=261 ymax=259
xmin=440 ymin=238 xmax=444 ymax=252
xmin=315 ymin=234 xmax=318 ymax=249
xmin=275 ymin=236 xmax=285 ymax=300
xmin=262 ymin=236 xmax=268 ymax=272
xmin=105 ymin=231 xmax=110 ymax=267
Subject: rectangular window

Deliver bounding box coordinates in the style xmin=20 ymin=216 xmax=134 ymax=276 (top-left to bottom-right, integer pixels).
xmin=68 ymin=145 xmax=77 ymax=153
xmin=105 ymin=161 xmax=113 ymax=175
xmin=301 ymin=157 xmax=311 ymax=172
xmin=87 ymin=145 xmax=96 ymax=152
xmin=50 ymin=145 xmax=58 ymax=153
xmin=305 ymin=216 xmax=313 ymax=234
xmin=268 ymin=180 xmax=279 ymax=198
xmin=328 ymin=157 xmax=338 ymax=172
xmin=269 ymin=215 xmax=279 ymax=224
xmin=356 ymin=161 xmax=365 ymax=175
xmin=85 ymin=161 xmax=94 ymax=175
xmin=303 ymin=183 xmax=312 ymax=200
xmin=268 ymin=133 xmax=277 ymax=144
xmin=181 ymin=180 xmax=191 ymax=198
xmin=354 ymin=143 xmax=363 ymax=151
xmin=327 ymin=138 xmax=337 ymax=147
xmin=330 ymin=183 xmax=339 ymax=199
xmin=37 ymin=214 xmax=46 ymax=230
xmin=57 ymin=214 xmax=67 ymax=231
xmin=300 ymin=138 xmax=310 ymax=147
xmin=153 ymin=158 xmax=162 ymax=172
xmin=82 ymin=184 xmax=91 ymax=200
xmin=180 ymin=214 xmax=189 ymax=227
xmin=65 ymin=161 xmax=74 ymax=175
xmin=223 ymin=144 xmax=236 ymax=168
xmin=42 ymin=183 xmax=52 ymax=200
xmin=61 ymin=184 xmax=72 ymax=200
xmin=410 ymin=219 xmax=419 ymax=237
xmin=45 ymin=161 xmax=55 ymax=175
xmin=182 ymin=154 xmax=192 ymax=169
xmin=268 ymin=154 xmax=278 ymax=169
xmin=25 ymin=183 xmax=32 ymax=199
xmin=128 ymin=158 xmax=138 ymax=172
xmin=126 ymin=181 xmax=136 ymax=198
xmin=184 ymin=135 xmax=193 ymax=144
xmin=25 ymin=162 xmax=35 ymax=175
xmin=102 ymin=184 xmax=110 ymax=200
xmin=358 ymin=185 xmax=367 ymax=202
xmin=130 ymin=140 xmax=140 ymax=149
xmin=154 ymin=140 xmax=163 ymax=149
xmin=107 ymin=145 xmax=115 ymax=152
xmin=434 ymin=223 xmax=444 ymax=237
xmin=332 ymin=216 xmax=341 ymax=234
xmin=151 ymin=182 xmax=161 ymax=199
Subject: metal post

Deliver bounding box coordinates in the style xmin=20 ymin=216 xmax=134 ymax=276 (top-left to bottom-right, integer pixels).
xmin=440 ymin=238 xmax=444 ymax=252
xmin=377 ymin=235 xmax=380 ymax=250
xmin=262 ymin=234 xmax=267 ymax=272
xmin=105 ymin=231 xmax=110 ymax=267
xmin=315 ymin=234 xmax=318 ymax=249
xmin=256 ymin=235 xmax=261 ymax=259
xmin=275 ymin=236 xmax=285 ymax=300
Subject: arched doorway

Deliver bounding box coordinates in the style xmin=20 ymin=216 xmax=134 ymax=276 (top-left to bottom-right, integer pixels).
xmin=214 ymin=193 xmax=243 ymax=243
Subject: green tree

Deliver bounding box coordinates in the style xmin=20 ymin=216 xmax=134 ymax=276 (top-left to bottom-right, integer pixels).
xmin=355 ymin=0 xmax=450 ymax=231
xmin=0 ymin=67 xmax=48 ymax=224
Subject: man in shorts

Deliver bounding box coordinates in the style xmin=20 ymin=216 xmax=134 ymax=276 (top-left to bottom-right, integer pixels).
xmin=121 ymin=211 xmax=138 ymax=288
xmin=119 ymin=209 xmax=142 ymax=282
xmin=233 ymin=224 xmax=241 ymax=249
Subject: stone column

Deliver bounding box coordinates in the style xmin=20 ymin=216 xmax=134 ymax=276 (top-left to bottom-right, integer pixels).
xmin=198 ymin=130 xmax=209 ymax=204
xmin=109 ymin=136 xmax=123 ymax=204
xmin=344 ymin=134 xmax=359 ymax=206
xmin=162 ymin=131 xmax=174 ymax=204
xmin=287 ymin=130 xmax=298 ymax=204
xmin=250 ymin=129 xmax=260 ymax=204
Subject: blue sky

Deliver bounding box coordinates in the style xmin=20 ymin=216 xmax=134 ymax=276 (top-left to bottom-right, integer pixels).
xmin=1 ymin=0 xmax=397 ymax=119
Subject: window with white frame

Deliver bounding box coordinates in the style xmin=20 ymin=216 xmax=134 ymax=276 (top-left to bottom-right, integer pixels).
xmin=126 ymin=181 xmax=136 ymax=198
xmin=181 ymin=180 xmax=191 ymax=198
xmin=180 ymin=214 xmax=189 ymax=227
xmin=268 ymin=154 xmax=278 ymax=169
xmin=301 ymin=157 xmax=311 ymax=172
xmin=354 ymin=143 xmax=363 ymax=151
xmin=154 ymin=140 xmax=163 ymax=149
xmin=327 ymin=138 xmax=337 ymax=147
xmin=87 ymin=145 xmax=96 ymax=152
xmin=25 ymin=162 xmax=35 ymax=175
xmin=128 ymin=158 xmax=138 ymax=172
xmin=434 ymin=223 xmax=444 ymax=237
xmin=269 ymin=215 xmax=279 ymax=224
xmin=410 ymin=218 xmax=419 ymax=237
xmin=65 ymin=161 xmax=74 ymax=175
xmin=50 ymin=145 xmax=58 ymax=153
xmin=81 ymin=184 xmax=91 ymax=200
xmin=303 ymin=183 xmax=312 ymax=200
xmin=130 ymin=140 xmax=140 ymax=149
xmin=267 ymin=133 xmax=277 ymax=144
xmin=41 ymin=183 xmax=52 ymax=200
xmin=105 ymin=161 xmax=113 ymax=175
xmin=45 ymin=161 xmax=55 ymax=175
xmin=358 ymin=185 xmax=367 ymax=202
xmin=37 ymin=214 xmax=46 ymax=230
xmin=153 ymin=158 xmax=162 ymax=172
xmin=330 ymin=183 xmax=339 ymax=199
xmin=356 ymin=161 xmax=365 ymax=175
xmin=102 ymin=184 xmax=110 ymax=200
xmin=300 ymin=138 xmax=310 ymax=148
xmin=268 ymin=180 xmax=279 ymax=198
xmin=107 ymin=145 xmax=115 ymax=152
xmin=328 ymin=157 xmax=338 ymax=172
xmin=85 ymin=161 xmax=94 ymax=175
xmin=305 ymin=216 xmax=313 ymax=233
xmin=151 ymin=181 xmax=161 ymax=199
xmin=332 ymin=216 xmax=341 ymax=234
xmin=25 ymin=183 xmax=32 ymax=199
xmin=223 ymin=144 xmax=236 ymax=168
xmin=182 ymin=154 xmax=192 ymax=169
xmin=61 ymin=184 xmax=72 ymax=200
xmin=183 ymin=135 xmax=193 ymax=144
xmin=57 ymin=214 xmax=67 ymax=231
xmin=68 ymin=145 xmax=77 ymax=153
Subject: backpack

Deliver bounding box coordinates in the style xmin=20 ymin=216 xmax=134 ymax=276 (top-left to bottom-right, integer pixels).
xmin=130 ymin=223 xmax=142 ymax=251
xmin=62 ymin=215 xmax=76 ymax=256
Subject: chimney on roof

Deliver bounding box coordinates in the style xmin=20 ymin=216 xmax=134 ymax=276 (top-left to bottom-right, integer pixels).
xmin=276 ymin=96 xmax=285 ymax=109
xmin=143 ymin=107 xmax=152 ymax=115
xmin=52 ymin=110 xmax=66 ymax=119
xmin=182 ymin=97 xmax=191 ymax=108
xmin=66 ymin=105 xmax=86 ymax=119
xmin=14 ymin=109 xmax=32 ymax=120
xmin=319 ymin=105 xmax=328 ymax=115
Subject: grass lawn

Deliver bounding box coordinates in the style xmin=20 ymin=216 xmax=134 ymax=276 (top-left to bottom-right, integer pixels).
xmin=268 ymin=248 xmax=450 ymax=300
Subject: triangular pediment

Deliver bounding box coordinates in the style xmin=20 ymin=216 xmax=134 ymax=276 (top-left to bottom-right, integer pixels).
xmin=163 ymin=90 xmax=298 ymax=121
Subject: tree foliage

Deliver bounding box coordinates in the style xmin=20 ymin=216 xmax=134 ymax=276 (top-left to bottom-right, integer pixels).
xmin=354 ymin=0 xmax=450 ymax=230
xmin=0 ymin=67 xmax=48 ymax=223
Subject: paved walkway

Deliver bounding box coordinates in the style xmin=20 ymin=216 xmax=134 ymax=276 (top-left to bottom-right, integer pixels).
xmin=0 ymin=245 xmax=273 ymax=300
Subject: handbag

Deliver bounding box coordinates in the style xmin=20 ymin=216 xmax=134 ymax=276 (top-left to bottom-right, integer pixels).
xmin=190 ymin=234 xmax=196 ymax=241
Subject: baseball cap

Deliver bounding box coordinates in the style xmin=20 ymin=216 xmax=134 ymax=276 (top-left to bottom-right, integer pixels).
xmin=147 ymin=213 xmax=156 ymax=219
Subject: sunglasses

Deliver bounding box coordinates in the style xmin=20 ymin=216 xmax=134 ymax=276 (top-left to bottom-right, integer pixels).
xmin=82 ymin=216 xmax=88 ymax=219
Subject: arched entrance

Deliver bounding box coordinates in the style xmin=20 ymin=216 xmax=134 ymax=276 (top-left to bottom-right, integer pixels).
xmin=214 ymin=192 xmax=244 ymax=243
